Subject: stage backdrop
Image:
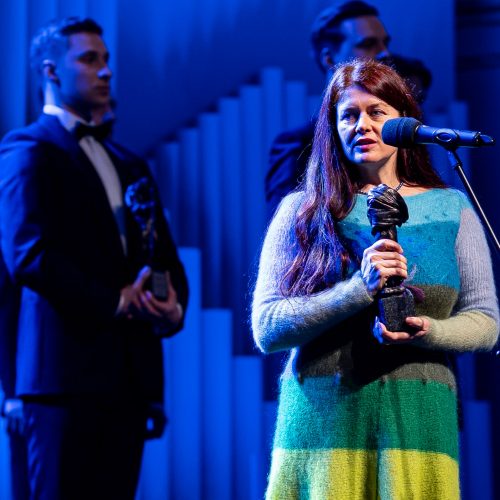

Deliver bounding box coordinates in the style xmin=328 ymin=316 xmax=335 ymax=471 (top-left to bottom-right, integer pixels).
xmin=0 ymin=0 xmax=499 ymax=499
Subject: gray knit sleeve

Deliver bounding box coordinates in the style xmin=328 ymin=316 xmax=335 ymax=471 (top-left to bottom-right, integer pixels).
xmin=418 ymin=203 xmax=499 ymax=352
xmin=251 ymin=192 xmax=374 ymax=353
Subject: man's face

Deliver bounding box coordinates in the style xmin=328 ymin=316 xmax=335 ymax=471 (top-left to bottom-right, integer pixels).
xmin=333 ymin=15 xmax=390 ymax=64
xmin=55 ymin=32 xmax=112 ymax=115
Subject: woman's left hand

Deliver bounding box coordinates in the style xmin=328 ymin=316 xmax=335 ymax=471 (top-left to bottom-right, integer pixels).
xmin=373 ymin=316 xmax=430 ymax=344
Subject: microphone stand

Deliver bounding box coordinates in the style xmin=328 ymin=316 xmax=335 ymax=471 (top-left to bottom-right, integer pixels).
xmin=446 ymin=148 xmax=500 ymax=255
xmin=445 ymin=147 xmax=500 ymax=358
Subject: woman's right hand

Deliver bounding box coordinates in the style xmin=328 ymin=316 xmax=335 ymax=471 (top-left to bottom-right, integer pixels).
xmin=361 ymin=239 xmax=408 ymax=296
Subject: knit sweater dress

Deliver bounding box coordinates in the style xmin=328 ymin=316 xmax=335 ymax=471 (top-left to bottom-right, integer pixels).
xmin=252 ymin=188 xmax=499 ymax=500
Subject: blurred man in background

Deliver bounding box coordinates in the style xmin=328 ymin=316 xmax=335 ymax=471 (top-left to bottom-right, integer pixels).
xmin=0 ymin=16 xmax=188 ymax=499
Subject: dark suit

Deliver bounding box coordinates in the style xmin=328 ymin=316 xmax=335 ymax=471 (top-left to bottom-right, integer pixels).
xmin=0 ymin=114 xmax=188 ymax=499
xmin=0 ymin=254 xmax=19 ymax=401
xmin=265 ymin=120 xmax=315 ymax=221
xmin=0 ymin=255 xmax=29 ymax=500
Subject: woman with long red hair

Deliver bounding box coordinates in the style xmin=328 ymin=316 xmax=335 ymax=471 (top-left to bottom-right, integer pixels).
xmin=252 ymin=59 xmax=499 ymax=499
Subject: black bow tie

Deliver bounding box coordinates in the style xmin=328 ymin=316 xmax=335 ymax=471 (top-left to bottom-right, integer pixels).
xmin=74 ymin=120 xmax=113 ymax=142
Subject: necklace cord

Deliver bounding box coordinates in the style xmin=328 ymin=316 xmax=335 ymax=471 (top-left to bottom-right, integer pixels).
xmin=358 ymin=181 xmax=403 ymax=195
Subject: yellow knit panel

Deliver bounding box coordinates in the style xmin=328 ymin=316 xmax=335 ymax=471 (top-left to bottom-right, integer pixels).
xmin=266 ymin=448 xmax=459 ymax=500
xmin=379 ymin=448 xmax=459 ymax=500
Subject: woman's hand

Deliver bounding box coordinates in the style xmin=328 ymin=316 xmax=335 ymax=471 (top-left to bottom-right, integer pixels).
xmin=373 ymin=316 xmax=430 ymax=344
xmin=361 ymin=239 xmax=408 ymax=296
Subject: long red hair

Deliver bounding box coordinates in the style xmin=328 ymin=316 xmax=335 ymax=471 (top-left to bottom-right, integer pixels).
xmin=282 ymin=59 xmax=445 ymax=297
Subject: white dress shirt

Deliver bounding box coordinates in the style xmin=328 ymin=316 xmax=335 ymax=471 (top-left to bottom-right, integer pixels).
xmin=43 ymin=104 xmax=127 ymax=254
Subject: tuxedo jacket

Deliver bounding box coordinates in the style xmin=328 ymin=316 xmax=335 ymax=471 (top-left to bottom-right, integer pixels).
xmin=265 ymin=120 xmax=315 ymax=220
xmin=0 ymin=252 xmax=19 ymax=401
xmin=0 ymin=114 xmax=188 ymax=403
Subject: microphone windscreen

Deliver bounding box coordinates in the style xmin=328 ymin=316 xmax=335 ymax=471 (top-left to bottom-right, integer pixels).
xmin=382 ymin=117 xmax=421 ymax=147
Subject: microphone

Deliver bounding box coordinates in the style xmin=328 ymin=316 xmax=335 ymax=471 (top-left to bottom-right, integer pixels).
xmin=382 ymin=117 xmax=495 ymax=149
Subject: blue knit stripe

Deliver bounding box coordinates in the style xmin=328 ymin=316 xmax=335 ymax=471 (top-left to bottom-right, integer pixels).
xmin=342 ymin=189 xmax=463 ymax=289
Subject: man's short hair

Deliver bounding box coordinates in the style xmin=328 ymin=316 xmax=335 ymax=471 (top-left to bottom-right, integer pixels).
xmin=310 ymin=1 xmax=379 ymax=63
xmin=377 ymin=54 xmax=432 ymax=103
xmin=30 ymin=16 xmax=103 ymax=74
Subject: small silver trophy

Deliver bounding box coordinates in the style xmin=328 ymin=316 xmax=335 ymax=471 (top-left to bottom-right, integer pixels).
xmin=124 ymin=177 xmax=168 ymax=300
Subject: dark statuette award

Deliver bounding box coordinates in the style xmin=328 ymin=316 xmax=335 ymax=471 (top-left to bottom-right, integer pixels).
xmin=124 ymin=177 xmax=168 ymax=301
xmin=366 ymin=184 xmax=416 ymax=333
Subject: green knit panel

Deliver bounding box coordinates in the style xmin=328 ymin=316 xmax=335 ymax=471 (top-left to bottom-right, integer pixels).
xmin=274 ymin=376 xmax=458 ymax=460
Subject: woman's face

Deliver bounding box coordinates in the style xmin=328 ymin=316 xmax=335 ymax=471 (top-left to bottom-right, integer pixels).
xmin=336 ymin=85 xmax=400 ymax=172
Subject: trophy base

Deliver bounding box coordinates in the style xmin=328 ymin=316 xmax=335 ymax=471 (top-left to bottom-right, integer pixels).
xmin=148 ymin=271 xmax=168 ymax=301
xmin=377 ymin=286 xmax=416 ymax=334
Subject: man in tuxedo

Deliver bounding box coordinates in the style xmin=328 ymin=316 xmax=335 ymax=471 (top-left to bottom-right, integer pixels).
xmin=0 ymin=16 xmax=188 ymax=499
xmin=265 ymin=0 xmax=431 ymax=220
